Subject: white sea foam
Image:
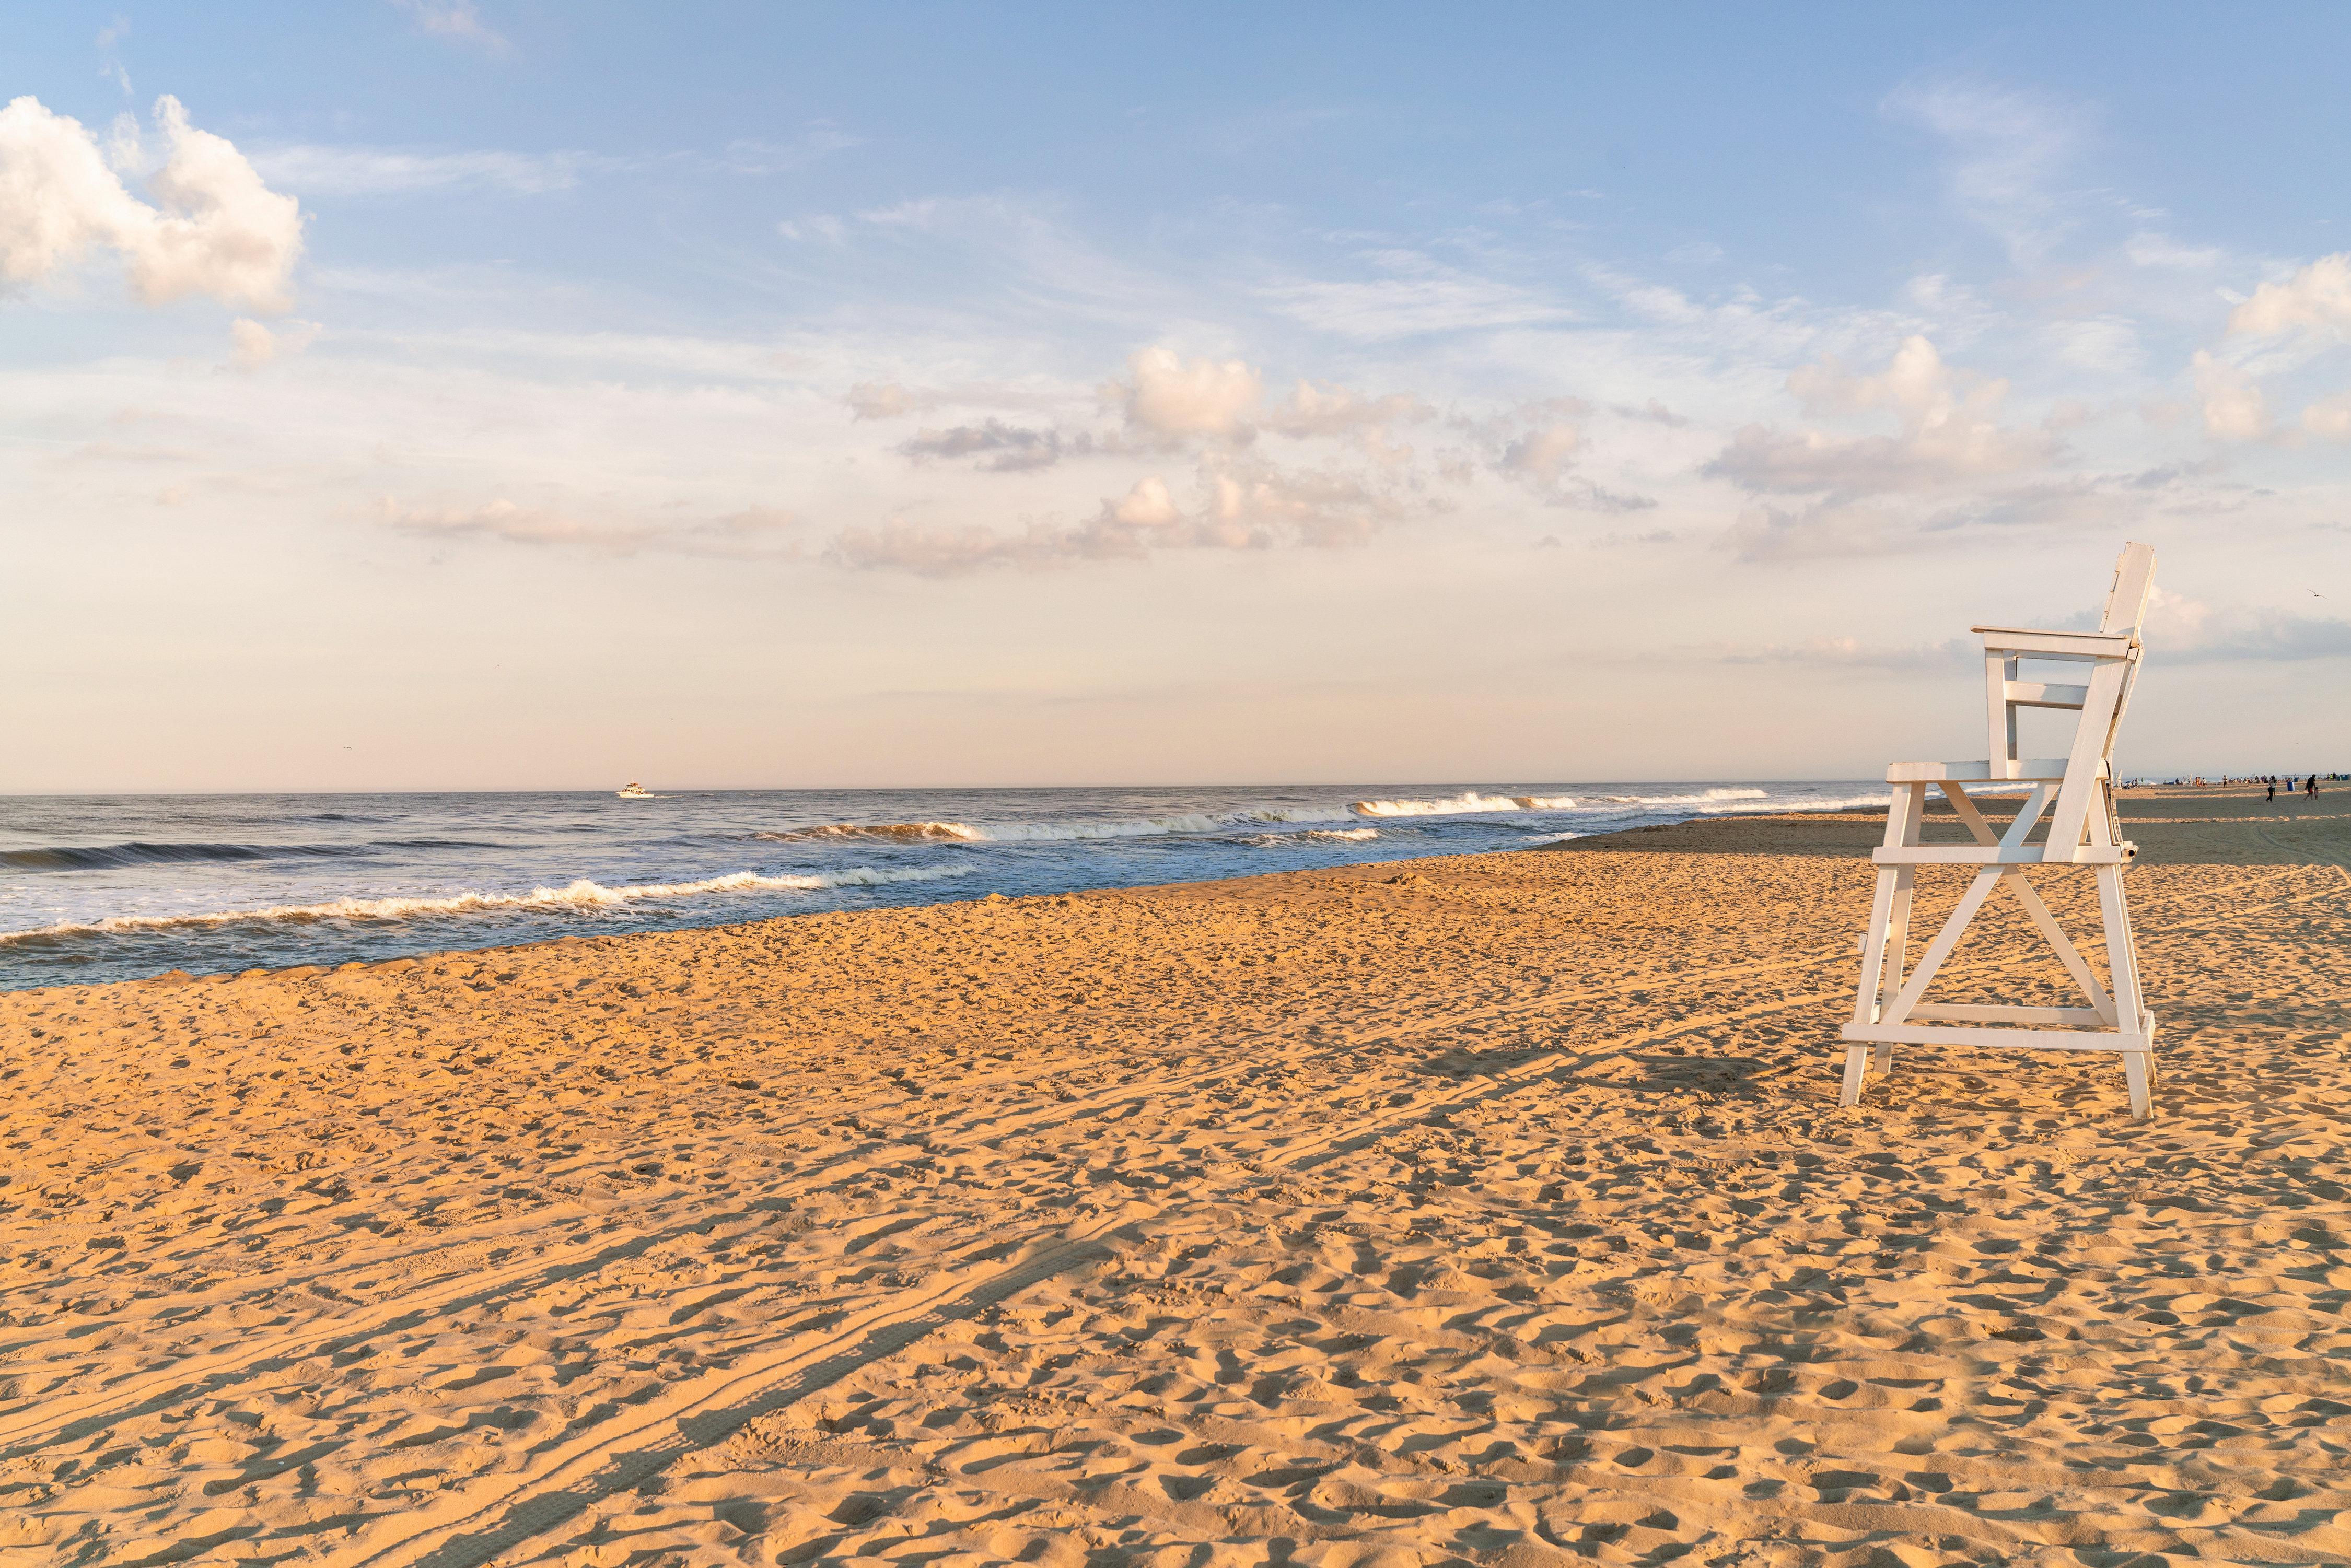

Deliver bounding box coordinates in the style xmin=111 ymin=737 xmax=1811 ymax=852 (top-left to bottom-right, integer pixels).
xmin=1597 ymin=787 xmax=1771 ymax=806
xmin=1525 ymin=831 xmax=1583 ymax=845
xmin=1350 ymin=792 xmax=1527 ymax=817
xmin=0 ymin=864 xmax=974 ymax=945
xmin=759 ymin=822 xmax=986 ymax=842
xmin=1305 ymin=827 xmax=1380 ymax=841
xmin=1512 ymin=795 xmax=1578 ymax=810
xmin=1700 ymin=792 xmax=1892 ymax=814
xmin=962 ymin=805 xmax=1358 ymax=842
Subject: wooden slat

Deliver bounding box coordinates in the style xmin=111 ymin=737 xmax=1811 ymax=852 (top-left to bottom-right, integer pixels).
xmin=1873 ymin=845 xmax=2129 ymax=865
xmin=2004 ymin=680 xmax=2087 ymax=708
xmin=1841 ymin=1020 xmax=2155 ymax=1052
xmin=1970 ymin=627 xmax=2135 ymax=659
xmin=1885 ymin=758 xmax=2090 ymax=782
xmin=1905 ymin=1005 xmax=2110 ymax=1026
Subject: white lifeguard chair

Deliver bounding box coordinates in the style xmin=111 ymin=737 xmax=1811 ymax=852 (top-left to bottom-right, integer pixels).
xmin=1842 ymin=542 xmax=2159 ymax=1118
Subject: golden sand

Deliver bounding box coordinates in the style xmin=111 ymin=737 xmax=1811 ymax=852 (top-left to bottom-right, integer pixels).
xmin=2 ymin=786 xmax=2347 ymax=1565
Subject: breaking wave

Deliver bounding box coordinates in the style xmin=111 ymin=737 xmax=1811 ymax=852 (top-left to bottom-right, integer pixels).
xmin=1700 ymin=792 xmax=1892 ymax=815
xmin=761 ymin=805 xmax=1363 ymax=845
xmin=1351 ymin=792 xmax=1533 ymax=817
xmin=758 ymin=822 xmax=986 ymax=843
xmin=1306 ymin=827 xmax=1380 ymax=841
xmin=1595 ymin=788 xmax=1770 ymax=806
xmin=0 ymin=864 xmax=974 ymax=946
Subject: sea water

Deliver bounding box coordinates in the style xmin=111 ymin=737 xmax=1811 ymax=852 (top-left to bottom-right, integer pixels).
xmin=0 ymin=782 xmax=1888 ymax=989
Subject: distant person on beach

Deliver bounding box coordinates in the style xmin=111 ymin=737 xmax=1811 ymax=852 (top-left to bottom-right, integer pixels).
xmin=2268 ymin=780 xmax=2277 ymax=803
xmin=2311 ymin=775 xmax=2321 ymax=798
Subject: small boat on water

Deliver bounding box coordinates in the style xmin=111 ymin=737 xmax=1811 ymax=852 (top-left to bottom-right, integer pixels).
xmin=616 ymin=782 xmax=655 ymax=799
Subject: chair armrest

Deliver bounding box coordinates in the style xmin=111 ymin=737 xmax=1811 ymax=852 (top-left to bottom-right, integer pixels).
xmin=1971 ymin=626 xmax=2135 ymax=659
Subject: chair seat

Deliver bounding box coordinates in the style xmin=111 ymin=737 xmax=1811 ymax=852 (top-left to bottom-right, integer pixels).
xmin=1884 ymin=758 xmax=2104 ymax=783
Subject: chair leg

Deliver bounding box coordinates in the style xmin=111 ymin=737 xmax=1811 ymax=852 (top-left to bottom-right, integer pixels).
xmin=2123 ymin=1052 xmax=2152 ymax=1121
xmin=1839 ymin=1045 xmax=1870 ymax=1106
xmin=1871 ymin=1041 xmax=1893 ymax=1075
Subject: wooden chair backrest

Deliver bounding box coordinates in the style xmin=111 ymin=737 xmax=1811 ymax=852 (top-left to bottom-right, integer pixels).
xmin=2100 ymin=542 xmax=2158 ymax=638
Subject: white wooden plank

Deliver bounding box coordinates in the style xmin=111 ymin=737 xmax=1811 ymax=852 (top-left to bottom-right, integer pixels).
xmin=2045 ymin=659 xmax=2129 ymax=856
xmin=2100 ymin=542 xmax=2158 ymax=635
xmin=1905 ymin=1005 xmax=2110 ymax=1025
xmin=1873 ymin=845 xmax=2129 ymax=865
xmin=1970 ymin=627 xmax=2134 ymax=658
xmin=2004 ymin=681 xmax=2088 ymax=708
xmin=1841 ymin=1021 xmax=2152 ymax=1052
xmin=1885 ymin=759 xmax=2089 ymax=782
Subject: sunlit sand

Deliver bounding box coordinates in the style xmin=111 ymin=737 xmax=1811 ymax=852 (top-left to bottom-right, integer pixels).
xmin=3 ymin=785 xmax=2347 ymax=1565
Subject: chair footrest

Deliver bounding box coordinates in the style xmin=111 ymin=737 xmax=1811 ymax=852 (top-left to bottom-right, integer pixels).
xmin=1843 ymin=1014 xmax=2157 ymax=1053
xmin=1873 ymin=845 xmax=2134 ymax=865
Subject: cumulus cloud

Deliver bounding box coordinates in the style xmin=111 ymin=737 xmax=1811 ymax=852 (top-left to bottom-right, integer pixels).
xmin=2191 ymin=350 xmax=2269 ymax=441
xmin=829 ymin=458 xmax=1412 ymax=576
xmin=1115 ymin=347 xmax=1262 ymax=441
xmin=229 ymin=315 xmax=320 ymax=369
xmin=1261 ymin=379 xmax=1426 ymax=439
xmin=2228 ymin=253 xmax=2351 ymax=338
xmin=380 ymin=497 xmax=799 ymax=556
xmin=1706 ymin=337 xmax=2080 ymax=561
xmin=900 ymin=420 xmax=1090 ymax=472
xmin=1713 ymin=337 xmax=2052 ymax=496
xmin=0 ymin=95 xmax=303 ymax=310
xmin=2303 ymin=391 xmax=2351 ymax=442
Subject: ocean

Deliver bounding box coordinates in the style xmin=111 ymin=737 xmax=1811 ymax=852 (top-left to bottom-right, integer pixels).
xmin=0 ymin=781 xmax=1888 ymax=990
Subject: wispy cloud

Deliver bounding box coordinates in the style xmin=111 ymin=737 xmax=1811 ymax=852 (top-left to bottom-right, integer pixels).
xmin=250 ymin=126 xmax=858 ymax=197
xmin=380 ymin=497 xmax=801 ymax=557
xmin=1883 ymin=77 xmax=2091 ymax=265
xmin=389 ymin=0 xmax=510 ymax=55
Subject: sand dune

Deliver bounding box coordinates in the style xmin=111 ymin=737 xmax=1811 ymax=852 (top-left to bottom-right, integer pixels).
xmin=2 ymin=786 xmax=2348 ymax=1565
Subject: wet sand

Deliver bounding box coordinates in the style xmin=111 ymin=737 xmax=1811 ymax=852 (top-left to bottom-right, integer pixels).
xmin=2 ymin=785 xmax=2347 ymax=1566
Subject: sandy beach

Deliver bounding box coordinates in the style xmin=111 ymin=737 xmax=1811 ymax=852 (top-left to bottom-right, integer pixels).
xmin=3 ymin=785 xmax=2348 ymax=1567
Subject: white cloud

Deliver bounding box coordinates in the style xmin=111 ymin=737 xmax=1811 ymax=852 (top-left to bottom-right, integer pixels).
xmin=2228 ymin=253 xmax=2351 ymax=338
xmin=1116 ymin=347 xmax=1262 ymax=441
xmin=2191 ymin=349 xmax=2269 ymax=441
xmin=0 ymin=94 xmax=303 ymax=311
xmin=230 ymin=315 xmax=320 ymax=369
xmin=391 ymin=0 xmax=510 ymax=53
xmin=1715 ymin=336 xmax=2052 ymax=495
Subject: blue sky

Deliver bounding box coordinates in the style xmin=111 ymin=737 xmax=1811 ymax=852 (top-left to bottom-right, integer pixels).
xmin=5 ymin=3 xmax=2348 ymax=789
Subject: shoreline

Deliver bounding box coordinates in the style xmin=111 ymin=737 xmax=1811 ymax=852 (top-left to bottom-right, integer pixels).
xmin=3 ymin=785 xmax=2347 ymax=1562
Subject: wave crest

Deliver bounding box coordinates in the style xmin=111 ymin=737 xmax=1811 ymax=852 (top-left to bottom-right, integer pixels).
xmin=1350 ymin=792 xmax=1526 ymax=817
xmin=758 ymin=822 xmax=984 ymax=843
xmin=0 ymin=864 xmax=974 ymax=946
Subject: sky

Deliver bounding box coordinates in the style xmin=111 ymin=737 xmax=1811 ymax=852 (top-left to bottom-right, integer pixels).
xmin=4 ymin=2 xmax=2349 ymax=792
